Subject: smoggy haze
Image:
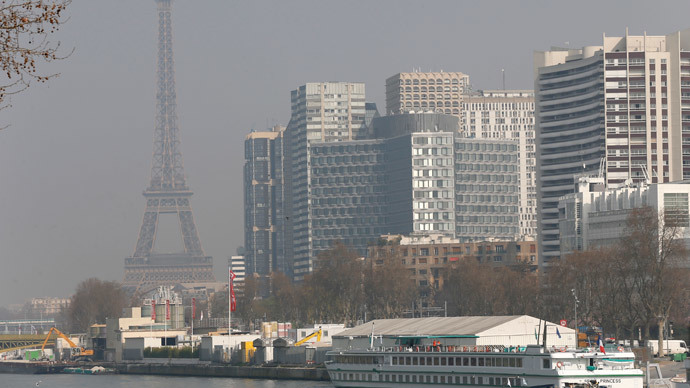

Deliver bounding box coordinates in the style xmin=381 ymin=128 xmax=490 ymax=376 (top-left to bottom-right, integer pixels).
xmin=1 ymin=0 xmax=689 ymax=307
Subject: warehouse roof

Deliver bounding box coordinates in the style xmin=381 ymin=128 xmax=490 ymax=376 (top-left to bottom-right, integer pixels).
xmin=335 ymin=315 xmax=536 ymax=338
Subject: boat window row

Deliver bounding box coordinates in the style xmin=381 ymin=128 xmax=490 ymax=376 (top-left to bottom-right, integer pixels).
xmin=392 ymin=355 xmax=523 ymax=368
xmin=331 ymin=372 xmax=524 ymax=386
xmin=333 ymin=355 xmax=383 ymax=364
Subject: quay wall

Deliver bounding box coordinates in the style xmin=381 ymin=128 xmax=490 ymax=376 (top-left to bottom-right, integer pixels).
xmin=0 ymin=361 xmax=65 ymax=374
xmin=116 ymin=363 xmax=330 ymax=381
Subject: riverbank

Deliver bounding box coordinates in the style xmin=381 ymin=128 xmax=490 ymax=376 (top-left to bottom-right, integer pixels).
xmin=0 ymin=360 xmax=330 ymax=381
xmin=0 ymin=360 xmax=67 ymax=374
xmin=116 ymin=362 xmax=329 ymax=380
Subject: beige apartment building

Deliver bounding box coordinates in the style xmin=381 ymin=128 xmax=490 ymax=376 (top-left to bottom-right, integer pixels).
xmin=462 ymin=90 xmax=537 ymax=239
xmin=368 ymin=234 xmax=538 ymax=290
xmin=385 ymin=72 xmax=470 ymax=116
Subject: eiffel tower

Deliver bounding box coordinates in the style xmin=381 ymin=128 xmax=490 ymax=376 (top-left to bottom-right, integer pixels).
xmin=123 ymin=0 xmax=216 ymax=294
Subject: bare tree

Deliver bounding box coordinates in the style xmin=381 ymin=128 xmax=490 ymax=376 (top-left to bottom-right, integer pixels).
xmin=304 ymin=242 xmax=365 ymax=325
xmin=67 ymin=278 xmax=126 ymax=332
xmin=619 ymin=207 xmax=687 ymax=356
xmin=0 ymin=0 xmax=71 ymax=108
xmin=364 ymin=245 xmax=416 ymax=319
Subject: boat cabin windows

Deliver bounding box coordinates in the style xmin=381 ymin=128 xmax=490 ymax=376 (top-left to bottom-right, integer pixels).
xmin=335 ymin=355 xmax=381 ymax=364
xmin=389 ymin=354 xmax=523 ymax=368
xmin=543 ymin=358 xmax=552 ymax=369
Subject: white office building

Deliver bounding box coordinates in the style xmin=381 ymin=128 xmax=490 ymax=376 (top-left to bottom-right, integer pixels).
xmin=559 ymin=178 xmax=690 ymax=264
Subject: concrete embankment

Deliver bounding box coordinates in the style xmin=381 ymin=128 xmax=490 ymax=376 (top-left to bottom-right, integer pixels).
xmin=116 ymin=363 xmax=330 ymax=381
xmin=0 ymin=361 xmax=66 ymax=374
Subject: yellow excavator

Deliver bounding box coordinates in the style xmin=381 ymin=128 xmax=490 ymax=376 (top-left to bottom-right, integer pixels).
xmin=41 ymin=327 xmax=93 ymax=360
xmin=295 ymin=328 xmax=322 ymax=346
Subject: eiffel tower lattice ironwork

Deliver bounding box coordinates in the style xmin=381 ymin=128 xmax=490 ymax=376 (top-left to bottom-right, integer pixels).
xmin=123 ymin=0 xmax=216 ymax=293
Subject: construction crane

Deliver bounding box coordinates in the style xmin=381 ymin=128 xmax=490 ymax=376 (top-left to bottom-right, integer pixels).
xmin=41 ymin=327 xmax=93 ymax=360
xmin=295 ymin=328 xmax=322 ymax=346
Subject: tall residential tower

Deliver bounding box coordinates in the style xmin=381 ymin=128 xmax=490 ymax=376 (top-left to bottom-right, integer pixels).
xmin=244 ymin=126 xmax=288 ymax=294
xmin=287 ymin=82 xmax=367 ymax=281
xmin=535 ymin=28 xmax=690 ymax=264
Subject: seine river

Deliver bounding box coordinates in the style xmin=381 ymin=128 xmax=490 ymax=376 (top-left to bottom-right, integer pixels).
xmin=0 ymin=374 xmax=334 ymax=388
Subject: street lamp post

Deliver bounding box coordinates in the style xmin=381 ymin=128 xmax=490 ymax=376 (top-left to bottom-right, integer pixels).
xmin=571 ymin=289 xmax=579 ymax=348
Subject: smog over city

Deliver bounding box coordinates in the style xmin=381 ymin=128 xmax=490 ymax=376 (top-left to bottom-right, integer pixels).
xmin=0 ymin=3 xmax=689 ymax=379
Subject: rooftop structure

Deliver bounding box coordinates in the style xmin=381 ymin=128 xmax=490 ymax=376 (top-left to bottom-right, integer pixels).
xmin=385 ymin=72 xmax=470 ymax=117
xmin=333 ymin=315 xmax=575 ymax=350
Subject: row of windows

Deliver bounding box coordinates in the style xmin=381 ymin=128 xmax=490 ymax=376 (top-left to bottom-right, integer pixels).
xmin=311 ymin=197 xmax=387 ymax=206
xmin=402 ymin=93 xmax=460 ymax=100
xmin=400 ymin=78 xmax=462 ymax=85
xmin=401 ymin=86 xmax=461 ymax=92
xmin=402 ymin=104 xmax=460 ymax=114
xmin=464 ymin=102 xmax=534 ymax=111
xmin=455 ymin=142 xmax=517 ymax=152
xmin=413 ymin=136 xmax=453 ymax=145
xmin=311 ymin=154 xmax=379 ymax=165
xmin=392 ymin=355 xmax=523 ymax=368
xmin=456 ymin=153 xmax=516 ymax=162
xmin=311 ymin=144 xmax=383 ymax=154
xmin=456 ymin=194 xmax=519 ymax=204
xmin=332 ymin=371 xmax=524 ymax=386
xmin=312 ymin=186 xmax=382 ymax=195
xmin=457 ymin=215 xmax=518 ymax=223
xmin=457 ymin=225 xmax=519 ymax=235
xmin=311 ymin=175 xmax=379 ymax=186
xmin=311 ymin=165 xmax=385 ymax=175
xmin=313 ymin=206 xmax=385 ymax=217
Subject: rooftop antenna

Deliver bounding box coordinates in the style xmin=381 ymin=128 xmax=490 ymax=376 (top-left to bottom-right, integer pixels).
xmin=502 ymin=69 xmax=505 ymax=90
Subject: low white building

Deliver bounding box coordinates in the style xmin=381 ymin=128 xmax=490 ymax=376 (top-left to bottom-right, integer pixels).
xmin=333 ymin=316 xmax=575 ymax=350
xmin=295 ymin=324 xmax=347 ymax=345
xmin=106 ymin=307 xmax=186 ymax=362
xmin=559 ymin=178 xmax=690 ymax=266
xmin=199 ymin=333 xmax=260 ymax=362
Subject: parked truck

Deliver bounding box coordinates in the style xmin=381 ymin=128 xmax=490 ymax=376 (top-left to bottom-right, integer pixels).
xmin=645 ymin=339 xmax=688 ymax=357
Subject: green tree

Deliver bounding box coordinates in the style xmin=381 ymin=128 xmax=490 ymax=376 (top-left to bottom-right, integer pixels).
xmin=67 ymin=278 xmax=127 ymax=332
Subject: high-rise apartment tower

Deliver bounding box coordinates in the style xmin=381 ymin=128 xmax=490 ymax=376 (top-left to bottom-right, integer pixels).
xmin=244 ymin=126 xmax=288 ymax=295
xmin=461 ymin=90 xmax=537 ymax=239
xmin=286 ymin=82 xmax=367 ymax=281
xmin=535 ymin=28 xmax=690 ymax=264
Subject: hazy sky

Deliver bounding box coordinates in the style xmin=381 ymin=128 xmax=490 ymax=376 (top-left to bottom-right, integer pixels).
xmin=1 ymin=0 xmax=689 ymax=308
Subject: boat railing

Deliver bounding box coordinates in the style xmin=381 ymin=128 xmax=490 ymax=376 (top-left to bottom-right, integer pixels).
xmin=369 ymin=345 xmax=526 ymax=354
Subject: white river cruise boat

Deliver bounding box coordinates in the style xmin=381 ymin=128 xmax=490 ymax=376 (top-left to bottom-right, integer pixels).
xmin=326 ymin=342 xmax=643 ymax=388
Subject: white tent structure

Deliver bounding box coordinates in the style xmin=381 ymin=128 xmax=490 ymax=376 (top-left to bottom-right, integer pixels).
xmin=332 ymin=315 xmax=576 ymax=350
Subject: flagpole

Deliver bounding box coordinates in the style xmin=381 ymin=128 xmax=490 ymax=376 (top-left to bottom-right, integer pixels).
xmin=228 ymin=267 xmax=232 ymax=336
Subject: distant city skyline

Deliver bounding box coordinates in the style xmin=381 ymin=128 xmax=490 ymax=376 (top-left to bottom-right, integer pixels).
xmin=1 ymin=0 xmax=690 ymax=306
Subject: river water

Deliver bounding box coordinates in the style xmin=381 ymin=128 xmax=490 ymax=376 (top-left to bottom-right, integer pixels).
xmin=0 ymin=374 xmax=334 ymax=388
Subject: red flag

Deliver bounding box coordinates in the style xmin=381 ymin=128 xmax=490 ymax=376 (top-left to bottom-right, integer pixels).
xmin=166 ymin=299 xmax=171 ymax=320
xmin=151 ymin=300 xmax=156 ymax=320
xmin=229 ymin=269 xmax=237 ymax=312
xmin=192 ymin=298 xmax=196 ymax=320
